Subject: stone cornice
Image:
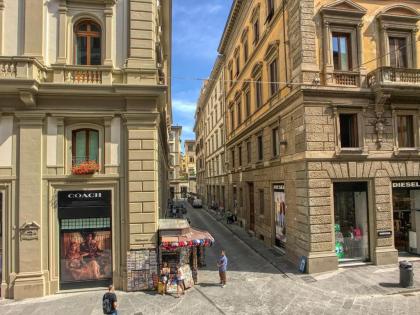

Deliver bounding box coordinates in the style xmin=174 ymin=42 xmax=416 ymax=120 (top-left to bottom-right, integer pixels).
xmin=218 ymin=0 xmax=245 ymax=54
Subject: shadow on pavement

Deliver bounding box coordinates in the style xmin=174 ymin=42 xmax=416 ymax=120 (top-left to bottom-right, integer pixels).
xmin=379 ymin=282 xmax=401 ymax=288
xmin=198 ymin=282 xmax=221 ymax=288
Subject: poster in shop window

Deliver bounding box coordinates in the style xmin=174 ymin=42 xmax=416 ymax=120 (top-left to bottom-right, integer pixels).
xmin=274 ymin=184 xmax=286 ymax=247
xmin=60 ymin=230 xmax=112 ymax=282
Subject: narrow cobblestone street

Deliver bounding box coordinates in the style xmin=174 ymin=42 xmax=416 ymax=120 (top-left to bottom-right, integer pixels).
xmin=1 ymin=201 xmax=420 ymax=314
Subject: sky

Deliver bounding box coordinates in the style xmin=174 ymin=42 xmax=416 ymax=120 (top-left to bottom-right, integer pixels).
xmin=171 ymin=0 xmax=232 ymax=146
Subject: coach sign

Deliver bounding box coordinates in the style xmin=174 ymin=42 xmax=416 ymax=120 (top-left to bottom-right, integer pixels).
xmin=57 ymin=190 xmax=111 ymax=219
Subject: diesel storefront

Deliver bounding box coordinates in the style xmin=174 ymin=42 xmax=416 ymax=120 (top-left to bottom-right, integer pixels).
xmin=57 ymin=190 xmax=113 ymax=290
xmin=392 ymin=181 xmax=420 ymax=255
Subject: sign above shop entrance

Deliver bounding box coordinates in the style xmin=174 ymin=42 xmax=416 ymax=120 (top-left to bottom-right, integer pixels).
xmin=392 ymin=181 xmax=420 ymax=189
xmin=57 ymin=190 xmax=111 ymax=219
xmin=377 ymin=230 xmax=392 ymax=238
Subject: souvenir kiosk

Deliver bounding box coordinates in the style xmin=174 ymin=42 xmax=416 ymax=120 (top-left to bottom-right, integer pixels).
xmin=158 ymin=219 xmax=214 ymax=293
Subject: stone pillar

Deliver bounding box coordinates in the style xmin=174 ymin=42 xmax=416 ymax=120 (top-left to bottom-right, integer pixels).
xmin=13 ymin=114 xmax=45 ymax=299
xmin=412 ymin=28 xmax=418 ymax=69
xmin=56 ymin=2 xmax=67 ymax=64
xmin=104 ymin=5 xmax=113 ymax=66
xmin=323 ymin=22 xmax=332 ymax=71
xmin=126 ymin=0 xmax=155 ymax=69
xmin=124 ymin=114 xmax=159 ymax=290
xmin=23 ymin=0 xmax=44 ymax=60
xmin=374 ymin=172 xmax=398 ymax=265
xmin=0 ymin=0 xmax=4 ymax=55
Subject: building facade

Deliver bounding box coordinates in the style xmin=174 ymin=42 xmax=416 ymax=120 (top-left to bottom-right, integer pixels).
xmin=169 ymin=126 xmax=188 ymax=199
xmin=0 ymin=0 xmax=172 ymax=299
xmin=183 ymin=140 xmax=197 ymax=194
xmin=195 ymin=56 xmax=227 ymax=208
xmin=202 ymin=0 xmax=420 ymax=273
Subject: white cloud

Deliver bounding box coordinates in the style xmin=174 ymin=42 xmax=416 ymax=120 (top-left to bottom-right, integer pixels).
xmin=172 ymin=99 xmax=197 ymax=114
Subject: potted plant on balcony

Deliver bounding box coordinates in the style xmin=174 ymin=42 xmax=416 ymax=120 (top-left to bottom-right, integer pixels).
xmin=72 ymin=160 xmax=100 ymax=175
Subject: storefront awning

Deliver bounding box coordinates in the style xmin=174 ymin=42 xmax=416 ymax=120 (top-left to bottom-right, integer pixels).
xmin=160 ymin=227 xmax=215 ymax=249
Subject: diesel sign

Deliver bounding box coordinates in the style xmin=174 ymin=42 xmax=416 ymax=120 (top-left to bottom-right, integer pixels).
xmin=392 ymin=181 xmax=420 ymax=189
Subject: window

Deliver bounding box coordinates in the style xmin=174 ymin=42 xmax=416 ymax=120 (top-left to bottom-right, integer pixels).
xmin=332 ymin=32 xmax=352 ymax=71
xmin=397 ymin=115 xmax=415 ymax=148
xmin=253 ymin=19 xmax=260 ymax=45
xmin=221 ymin=128 xmax=224 ymax=145
xmin=229 ymin=65 xmax=234 ymax=87
xmin=235 ymin=54 xmax=240 ymax=77
xmin=230 ymin=108 xmax=235 ymax=131
xmin=221 ymin=152 xmax=225 ymax=172
xmin=74 ymin=20 xmax=101 ymax=65
xmin=244 ymin=40 xmax=249 ymax=62
xmin=239 ymin=188 xmax=243 ymax=207
xmin=189 ymin=157 xmax=194 ymax=163
xmin=255 ymin=77 xmax=263 ymax=108
xmin=72 ymin=129 xmax=99 ymax=165
xmin=238 ymin=146 xmax=242 ymax=167
xmin=339 ymin=114 xmax=359 ymax=148
xmin=237 ymin=101 xmax=242 ymax=125
xmin=247 ymin=141 xmax=252 ymax=164
xmin=389 ymin=37 xmax=408 ymax=68
xmin=245 ymin=90 xmax=251 ymax=118
xmin=266 ymin=0 xmax=274 ymax=22
xmin=272 ymin=128 xmax=279 ymax=156
xmin=257 ymin=135 xmax=264 ymax=160
xmin=259 ymin=189 xmax=265 ymax=215
xmin=269 ymin=59 xmax=279 ymax=96
xmin=231 ymin=149 xmax=235 ymax=168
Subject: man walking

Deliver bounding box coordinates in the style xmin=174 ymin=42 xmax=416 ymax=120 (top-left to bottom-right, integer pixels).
xmin=217 ymin=249 xmax=228 ymax=288
xmin=103 ymin=285 xmax=118 ymax=315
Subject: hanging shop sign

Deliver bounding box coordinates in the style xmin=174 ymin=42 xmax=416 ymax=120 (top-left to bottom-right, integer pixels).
xmin=377 ymin=230 xmax=392 ymax=238
xmin=392 ymin=181 xmax=420 ymax=189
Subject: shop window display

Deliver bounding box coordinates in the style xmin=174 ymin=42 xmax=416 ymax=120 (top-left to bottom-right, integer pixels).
xmin=334 ymin=182 xmax=369 ymax=262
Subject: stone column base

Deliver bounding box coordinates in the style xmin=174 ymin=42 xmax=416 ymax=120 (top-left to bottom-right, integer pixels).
xmin=374 ymin=247 xmax=398 ymax=266
xmin=11 ymin=272 xmax=46 ymax=299
xmin=306 ymin=252 xmax=338 ymax=273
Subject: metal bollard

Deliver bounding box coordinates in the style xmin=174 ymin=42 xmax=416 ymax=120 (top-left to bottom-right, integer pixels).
xmin=399 ymin=260 xmax=414 ymax=288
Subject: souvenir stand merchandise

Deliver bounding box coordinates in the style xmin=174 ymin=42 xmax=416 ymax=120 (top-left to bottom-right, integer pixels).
xmin=158 ymin=219 xmax=214 ymax=294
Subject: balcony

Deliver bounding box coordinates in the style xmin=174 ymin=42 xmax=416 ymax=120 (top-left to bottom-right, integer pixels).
xmin=0 ymin=56 xmax=163 ymax=86
xmin=325 ymin=70 xmax=361 ymax=87
xmin=367 ymin=67 xmax=420 ymax=87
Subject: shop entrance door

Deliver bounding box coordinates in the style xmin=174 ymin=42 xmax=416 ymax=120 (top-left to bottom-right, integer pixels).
xmin=248 ymin=182 xmax=255 ymax=231
xmin=58 ymin=190 xmax=112 ymax=290
xmin=333 ymin=182 xmax=370 ymax=263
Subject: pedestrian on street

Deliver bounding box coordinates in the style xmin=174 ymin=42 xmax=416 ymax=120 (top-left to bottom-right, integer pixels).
xmin=217 ymin=249 xmax=228 ymax=287
xmin=160 ymin=262 xmax=171 ymax=295
xmin=102 ymin=284 xmax=118 ymax=315
xmin=176 ymin=264 xmax=185 ymax=298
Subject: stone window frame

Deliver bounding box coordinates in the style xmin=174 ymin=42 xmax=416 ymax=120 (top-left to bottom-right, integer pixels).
xmin=251 ymin=62 xmax=264 ymax=109
xmin=392 ymin=108 xmax=420 ymax=155
xmin=241 ymin=28 xmax=250 ymax=63
xmin=319 ymin=1 xmax=366 ymax=86
xmin=56 ymin=0 xmax=114 ymax=66
xmin=234 ymin=47 xmax=241 ymax=78
xmin=242 ymin=82 xmax=251 ymax=120
xmin=376 ymin=5 xmax=420 ymax=69
xmin=66 ymin=123 xmax=104 ymax=175
xmin=251 ymin=4 xmax=261 ymax=47
xmin=264 ymin=41 xmax=280 ymax=98
xmin=332 ymin=105 xmax=368 ymax=156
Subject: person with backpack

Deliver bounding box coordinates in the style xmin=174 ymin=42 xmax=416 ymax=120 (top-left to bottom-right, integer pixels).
xmin=103 ymin=285 xmax=118 ymax=315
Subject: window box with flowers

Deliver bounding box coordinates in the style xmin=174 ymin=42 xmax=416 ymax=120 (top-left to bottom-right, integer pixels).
xmin=72 ymin=160 xmax=100 ymax=175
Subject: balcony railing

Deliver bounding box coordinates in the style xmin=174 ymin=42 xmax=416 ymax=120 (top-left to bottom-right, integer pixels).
xmin=0 ymin=57 xmax=163 ymax=86
xmin=367 ymin=67 xmax=420 ymax=87
xmin=331 ymin=71 xmax=359 ymax=86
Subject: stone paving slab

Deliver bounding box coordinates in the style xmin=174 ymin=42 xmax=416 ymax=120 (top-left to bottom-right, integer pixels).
xmin=203 ymin=206 xmax=420 ymax=298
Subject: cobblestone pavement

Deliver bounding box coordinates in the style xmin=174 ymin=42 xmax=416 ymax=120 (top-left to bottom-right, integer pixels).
xmin=1 ymin=202 xmax=420 ymax=314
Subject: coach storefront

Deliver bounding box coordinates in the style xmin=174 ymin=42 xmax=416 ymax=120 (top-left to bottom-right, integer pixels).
xmin=57 ymin=190 xmax=113 ymax=289
xmin=392 ymin=181 xmax=420 ymax=255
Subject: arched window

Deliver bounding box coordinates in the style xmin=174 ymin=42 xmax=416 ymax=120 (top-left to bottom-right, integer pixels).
xmin=72 ymin=128 xmax=99 ymax=165
xmin=74 ymin=20 xmax=102 ymax=65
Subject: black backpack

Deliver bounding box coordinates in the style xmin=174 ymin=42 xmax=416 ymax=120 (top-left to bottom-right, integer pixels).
xmin=102 ymin=293 xmax=113 ymax=314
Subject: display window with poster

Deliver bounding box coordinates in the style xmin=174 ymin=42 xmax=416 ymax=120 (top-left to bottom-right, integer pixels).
xmin=333 ymin=182 xmax=370 ymax=262
xmin=57 ymin=190 xmax=112 ymax=289
xmin=273 ymin=184 xmax=286 ymax=248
